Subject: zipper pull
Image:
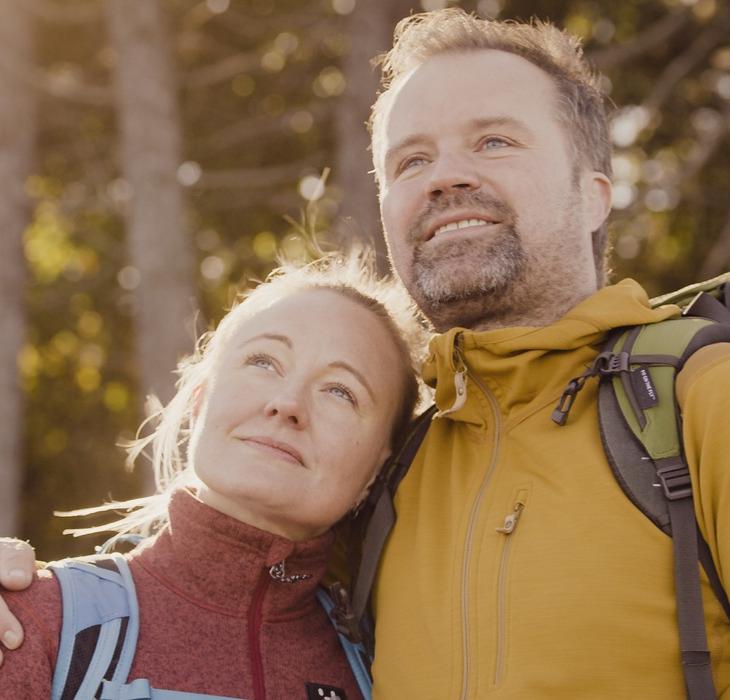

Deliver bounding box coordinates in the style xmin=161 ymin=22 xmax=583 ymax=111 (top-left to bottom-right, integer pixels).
xmin=496 ymin=503 xmax=525 ymax=534
xmin=268 ymin=560 xmax=312 ymax=584
xmin=436 ymin=336 xmax=468 ymax=418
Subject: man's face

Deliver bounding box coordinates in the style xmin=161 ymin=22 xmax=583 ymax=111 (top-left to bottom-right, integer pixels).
xmin=377 ymin=50 xmax=611 ymax=331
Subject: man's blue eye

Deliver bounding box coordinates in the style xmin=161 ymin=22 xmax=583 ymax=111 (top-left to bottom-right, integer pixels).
xmin=401 ymin=156 xmax=427 ymax=172
xmin=481 ymin=137 xmax=510 ymax=150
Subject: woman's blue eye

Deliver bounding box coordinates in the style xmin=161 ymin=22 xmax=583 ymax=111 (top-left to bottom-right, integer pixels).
xmin=245 ymin=353 xmax=276 ymax=370
xmin=327 ymin=383 xmax=356 ymax=405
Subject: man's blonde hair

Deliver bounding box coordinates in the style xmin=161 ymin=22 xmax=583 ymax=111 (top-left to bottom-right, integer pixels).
xmin=369 ymin=8 xmax=613 ymax=284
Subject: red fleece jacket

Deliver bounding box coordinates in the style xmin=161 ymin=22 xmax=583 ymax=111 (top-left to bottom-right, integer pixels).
xmin=1 ymin=489 xmax=363 ymax=700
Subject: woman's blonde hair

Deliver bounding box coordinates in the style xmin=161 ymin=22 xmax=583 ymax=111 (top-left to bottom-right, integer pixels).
xmin=65 ymin=250 xmax=428 ymax=541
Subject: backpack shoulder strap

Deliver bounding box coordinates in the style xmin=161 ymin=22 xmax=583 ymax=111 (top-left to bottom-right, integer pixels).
xmin=598 ymin=310 xmax=730 ymax=700
xmin=316 ymin=587 xmax=372 ymax=699
xmin=51 ymin=555 xmax=244 ymax=700
xmin=49 ymin=553 xmax=140 ymax=700
xmin=348 ymin=405 xmax=437 ymax=659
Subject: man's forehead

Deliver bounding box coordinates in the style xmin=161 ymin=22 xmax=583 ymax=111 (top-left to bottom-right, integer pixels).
xmin=377 ymin=50 xmax=561 ymax=158
xmin=389 ymin=50 xmax=557 ymax=121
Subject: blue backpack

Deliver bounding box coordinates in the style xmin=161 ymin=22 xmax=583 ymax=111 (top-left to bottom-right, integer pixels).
xmin=48 ymin=553 xmax=371 ymax=700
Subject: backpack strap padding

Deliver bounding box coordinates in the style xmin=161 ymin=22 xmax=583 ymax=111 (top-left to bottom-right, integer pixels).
xmin=98 ymin=678 xmax=242 ymax=699
xmin=316 ymin=588 xmax=372 ymax=699
xmin=663 ymin=480 xmax=716 ymax=700
xmin=683 ymin=292 xmax=730 ymax=324
xmin=106 ymin=555 xmax=141 ymax=686
xmin=351 ymin=405 xmax=437 ymax=658
xmin=598 ymin=383 xmax=671 ymax=533
xmin=608 ymin=318 xmax=714 ymax=459
xmin=49 ymin=554 xmax=141 ymax=700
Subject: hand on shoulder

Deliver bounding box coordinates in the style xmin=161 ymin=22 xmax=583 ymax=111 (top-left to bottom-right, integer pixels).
xmin=0 ymin=538 xmax=37 ymax=662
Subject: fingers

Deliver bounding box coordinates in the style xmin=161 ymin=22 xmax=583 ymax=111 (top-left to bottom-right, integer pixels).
xmin=0 ymin=539 xmax=33 ymax=660
xmin=0 ymin=594 xmax=22 ymax=656
xmin=0 ymin=539 xmax=35 ymax=591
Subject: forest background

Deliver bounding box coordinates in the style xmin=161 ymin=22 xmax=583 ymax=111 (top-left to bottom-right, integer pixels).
xmin=1 ymin=0 xmax=728 ymax=560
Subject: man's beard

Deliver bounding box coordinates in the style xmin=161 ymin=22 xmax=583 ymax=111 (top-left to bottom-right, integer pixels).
xmin=408 ymin=192 xmax=527 ymax=324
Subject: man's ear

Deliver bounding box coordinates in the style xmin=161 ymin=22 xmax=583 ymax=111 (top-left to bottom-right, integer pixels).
xmin=583 ymin=170 xmax=612 ymax=232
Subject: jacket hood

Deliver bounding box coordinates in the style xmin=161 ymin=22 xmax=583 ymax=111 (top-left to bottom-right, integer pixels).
xmin=423 ymin=279 xmax=679 ymax=426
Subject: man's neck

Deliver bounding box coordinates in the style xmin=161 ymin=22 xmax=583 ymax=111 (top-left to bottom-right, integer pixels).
xmin=428 ymin=285 xmax=600 ymax=333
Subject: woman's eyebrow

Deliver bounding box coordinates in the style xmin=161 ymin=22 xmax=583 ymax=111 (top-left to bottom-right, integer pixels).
xmin=238 ymin=333 xmax=293 ymax=349
xmin=328 ymin=361 xmax=376 ymax=403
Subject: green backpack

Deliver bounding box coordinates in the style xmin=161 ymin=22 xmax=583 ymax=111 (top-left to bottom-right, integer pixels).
xmin=335 ymin=273 xmax=730 ymax=700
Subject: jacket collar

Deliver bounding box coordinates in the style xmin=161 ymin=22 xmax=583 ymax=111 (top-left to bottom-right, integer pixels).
xmin=423 ymin=280 xmax=679 ymax=424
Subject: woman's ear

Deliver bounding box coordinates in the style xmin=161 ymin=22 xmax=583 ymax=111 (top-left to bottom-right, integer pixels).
xmin=352 ymin=448 xmax=392 ymax=514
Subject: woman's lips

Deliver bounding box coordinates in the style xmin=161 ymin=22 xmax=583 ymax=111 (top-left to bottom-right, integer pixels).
xmin=239 ymin=436 xmax=305 ymax=466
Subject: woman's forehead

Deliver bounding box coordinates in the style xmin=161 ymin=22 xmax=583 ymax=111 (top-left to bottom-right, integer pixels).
xmin=229 ymin=288 xmax=397 ymax=359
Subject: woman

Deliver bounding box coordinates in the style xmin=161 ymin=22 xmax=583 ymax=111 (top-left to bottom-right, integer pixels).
xmin=0 ymin=253 xmax=425 ymax=699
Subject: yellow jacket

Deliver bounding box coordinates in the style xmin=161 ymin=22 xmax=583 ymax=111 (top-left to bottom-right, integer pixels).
xmin=372 ymin=280 xmax=730 ymax=699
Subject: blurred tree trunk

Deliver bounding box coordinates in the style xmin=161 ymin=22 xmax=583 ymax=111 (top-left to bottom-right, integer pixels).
xmin=104 ymin=0 xmax=197 ymax=491
xmin=333 ymin=1 xmax=415 ymax=273
xmin=0 ymin=3 xmax=36 ymax=535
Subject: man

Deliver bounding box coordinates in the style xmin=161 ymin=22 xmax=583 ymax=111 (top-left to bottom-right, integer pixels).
xmin=1 ymin=8 xmax=729 ymax=698
xmin=363 ymin=9 xmax=729 ymax=698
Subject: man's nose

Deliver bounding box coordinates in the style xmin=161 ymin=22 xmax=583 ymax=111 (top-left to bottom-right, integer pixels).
xmin=263 ymin=388 xmax=307 ymax=428
xmin=425 ymin=153 xmax=481 ymax=198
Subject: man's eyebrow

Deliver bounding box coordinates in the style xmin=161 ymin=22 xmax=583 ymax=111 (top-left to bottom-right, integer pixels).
xmin=384 ymin=133 xmax=430 ymax=171
xmin=384 ymin=115 xmax=533 ymax=170
xmin=329 ymin=360 xmax=376 ymax=403
xmin=239 ymin=333 xmax=293 ymax=349
xmin=468 ymin=115 xmax=533 ymax=136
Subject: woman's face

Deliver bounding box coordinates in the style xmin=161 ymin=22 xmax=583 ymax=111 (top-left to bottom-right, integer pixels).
xmin=191 ymin=288 xmax=406 ymax=540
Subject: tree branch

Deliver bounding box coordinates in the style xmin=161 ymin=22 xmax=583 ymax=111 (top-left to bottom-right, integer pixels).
xmin=0 ymin=51 xmax=111 ymax=105
xmin=588 ymin=8 xmax=690 ymax=71
xmin=184 ymin=51 xmax=261 ymax=90
xmin=642 ymin=9 xmax=730 ymax=114
xmin=194 ymin=156 xmax=323 ymax=190
xmin=199 ymin=102 xmax=328 ymax=153
xmin=25 ymin=0 xmax=100 ymax=24
xmin=699 ymin=203 xmax=730 ymax=278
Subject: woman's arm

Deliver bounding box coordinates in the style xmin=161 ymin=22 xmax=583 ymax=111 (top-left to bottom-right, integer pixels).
xmin=0 ymin=538 xmax=36 ymax=661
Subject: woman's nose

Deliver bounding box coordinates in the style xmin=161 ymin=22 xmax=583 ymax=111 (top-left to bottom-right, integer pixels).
xmin=263 ymin=390 xmax=307 ymax=428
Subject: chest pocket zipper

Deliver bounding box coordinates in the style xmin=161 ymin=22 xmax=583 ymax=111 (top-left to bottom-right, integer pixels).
xmin=494 ymin=491 xmax=528 ymax=687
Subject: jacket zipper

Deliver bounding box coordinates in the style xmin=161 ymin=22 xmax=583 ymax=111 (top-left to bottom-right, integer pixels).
xmin=458 ymin=358 xmax=502 ymax=700
xmin=494 ymin=495 xmax=527 ymax=686
xmin=248 ymin=569 xmax=270 ymax=700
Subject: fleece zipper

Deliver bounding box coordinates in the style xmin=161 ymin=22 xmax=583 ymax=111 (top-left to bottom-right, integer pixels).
xmin=247 ymin=568 xmax=271 ymax=700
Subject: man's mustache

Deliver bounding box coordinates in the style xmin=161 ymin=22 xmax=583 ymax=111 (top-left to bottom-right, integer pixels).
xmin=407 ymin=192 xmax=517 ymax=243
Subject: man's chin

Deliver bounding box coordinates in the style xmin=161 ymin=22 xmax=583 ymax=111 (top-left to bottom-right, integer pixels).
xmin=414 ymin=281 xmax=513 ymax=331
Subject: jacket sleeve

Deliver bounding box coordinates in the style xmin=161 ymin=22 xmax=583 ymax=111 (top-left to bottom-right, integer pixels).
xmin=678 ymin=344 xmax=730 ymax=691
xmin=0 ymin=569 xmax=60 ymax=699
xmin=678 ymin=346 xmax=730 ymax=585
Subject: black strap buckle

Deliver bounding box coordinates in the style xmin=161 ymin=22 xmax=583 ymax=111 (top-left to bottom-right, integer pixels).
xmin=595 ymin=350 xmax=630 ymax=376
xmin=656 ymin=460 xmax=692 ymax=501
